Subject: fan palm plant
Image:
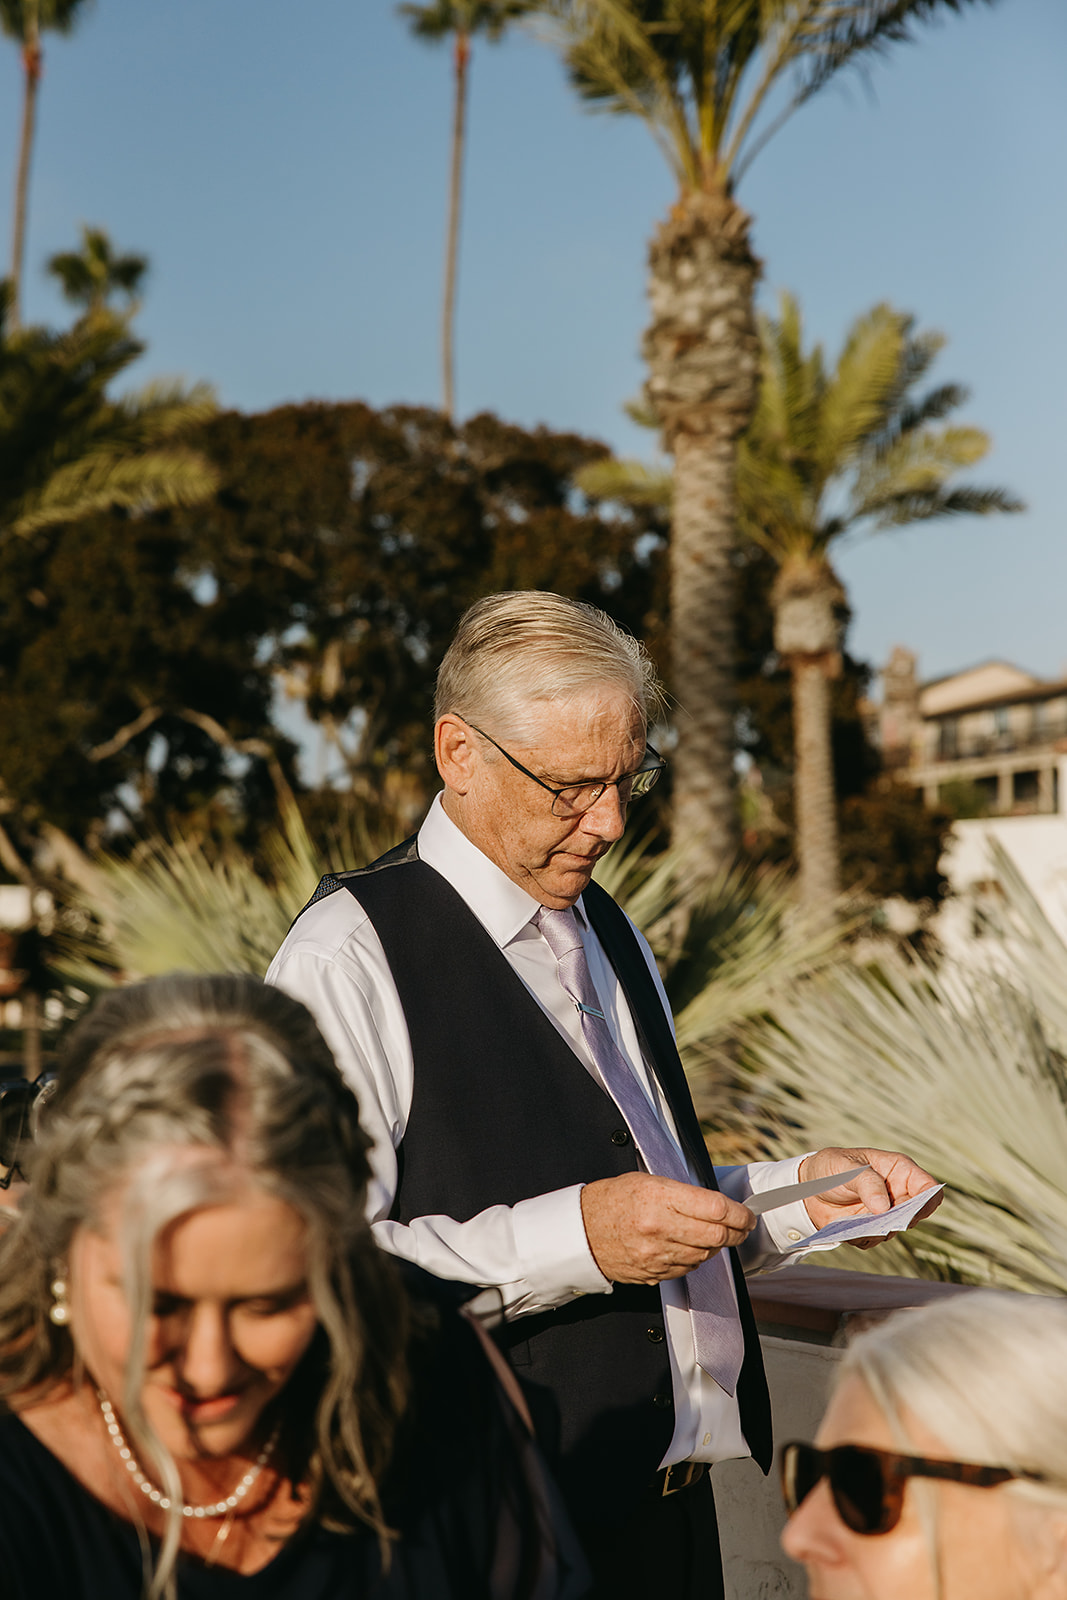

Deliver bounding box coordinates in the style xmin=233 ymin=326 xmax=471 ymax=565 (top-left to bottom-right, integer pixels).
xmin=1 ymin=0 xmax=91 ymax=328
xmin=738 ymin=841 xmax=1067 ymax=1292
xmin=0 ymin=286 xmax=218 ymax=542
xmin=399 ymin=0 xmax=538 ymax=419
xmin=58 ymin=810 xmax=846 ymax=1165
xmin=595 ymin=833 xmax=850 ymax=1151
xmin=55 ymin=801 xmax=404 ymax=985
xmin=543 ymin=0 xmax=1000 ymax=882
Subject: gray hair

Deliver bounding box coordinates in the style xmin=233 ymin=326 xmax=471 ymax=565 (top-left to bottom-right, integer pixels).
xmin=435 ymin=590 xmax=664 ymax=743
xmin=0 ymin=974 xmax=410 ymax=1599
xmin=839 ymin=1289 xmax=1067 ymax=1510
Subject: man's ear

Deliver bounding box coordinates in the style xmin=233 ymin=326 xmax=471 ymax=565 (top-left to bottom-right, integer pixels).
xmin=435 ymin=715 xmax=479 ymax=795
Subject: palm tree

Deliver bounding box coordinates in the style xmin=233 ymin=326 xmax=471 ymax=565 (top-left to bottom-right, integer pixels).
xmin=47 ymin=224 xmax=148 ymax=314
xmin=0 ymin=0 xmax=91 ymax=328
xmin=399 ymin=0 xmax=537 ymax=419
xmin=738 ymin=293 xmax=1020 ymax=909
xmin=578 ymin=295 xmax=1021 ymax=910
xmin=544 ymin=0 xmax=1001 ymax=883
xmin=0 ymin=284 xmax=219 ymax=542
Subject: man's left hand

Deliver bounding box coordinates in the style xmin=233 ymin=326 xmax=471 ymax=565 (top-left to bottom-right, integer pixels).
xmin=798 ymin=1147 xmax=942 ymax=1248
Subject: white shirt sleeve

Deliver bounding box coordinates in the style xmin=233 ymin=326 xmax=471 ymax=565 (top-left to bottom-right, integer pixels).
xmin=266 ymin=904 xmax=610 ymax=1317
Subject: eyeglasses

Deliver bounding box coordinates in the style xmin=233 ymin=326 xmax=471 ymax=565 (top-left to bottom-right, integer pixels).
xmin=780 ymin=1441 xmax=1043 ymax=1537
xmin=467 ymin=724 xmax=666 ymax=819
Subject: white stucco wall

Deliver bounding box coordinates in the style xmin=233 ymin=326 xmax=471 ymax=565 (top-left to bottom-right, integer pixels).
xmin=938 ymin=810 xmax=1067 ymax=952
xmin=716 ymin=1337 xmax=844 ymax=1600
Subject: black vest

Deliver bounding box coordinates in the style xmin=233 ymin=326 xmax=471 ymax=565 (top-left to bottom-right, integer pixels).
xmin=301 ymin=839 xmax=772 ymax=1523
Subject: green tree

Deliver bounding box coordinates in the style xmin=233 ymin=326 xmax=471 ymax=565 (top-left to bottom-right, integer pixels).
xmin=47 ymin=224 xmax=148 ymax=314
xmin=0 ymin=278 xmax=227 ymax=861
xmin=181 ymin=400 xmax=666 ymax=817
xmin=0 ymin=506 xmax=291 ymax=846
xmin=545 ymin=0 xmax=1000 ymax=882
xmin=739 ymin=294 xmax=1020 ymax=909
xmin=0 ymin=286 xmax=218 ymax=542
xmin=0 ymin=0 xmax=91 ymax=327
xmin=399 ymin=0 xmax=537 ymax=419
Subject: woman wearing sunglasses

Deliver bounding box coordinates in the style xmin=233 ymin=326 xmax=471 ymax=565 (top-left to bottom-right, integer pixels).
xmin=780 ymin=1291 xmax=1067 ymax=1600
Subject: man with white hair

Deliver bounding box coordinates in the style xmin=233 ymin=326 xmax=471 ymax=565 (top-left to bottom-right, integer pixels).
xmin=268 ymin=590 xmax=938 ymax=1600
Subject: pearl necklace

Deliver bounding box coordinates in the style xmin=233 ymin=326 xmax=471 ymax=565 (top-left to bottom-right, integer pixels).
xmin=97 ymin=1391 xmax=279 ymax=1520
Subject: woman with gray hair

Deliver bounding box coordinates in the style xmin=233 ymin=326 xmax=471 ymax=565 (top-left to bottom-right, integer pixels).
xmin=780 ymin=1289 xmax=1067 ymax=1600
xmin=0 ymin=973 xmax=586 ymax=1599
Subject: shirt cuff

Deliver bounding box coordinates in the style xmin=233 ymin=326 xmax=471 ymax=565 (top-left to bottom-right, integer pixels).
xmin=719 ymin=1154 xmax=819 ymax=1272
xmin=511 ymin=1183 xmax=612 ymax=1300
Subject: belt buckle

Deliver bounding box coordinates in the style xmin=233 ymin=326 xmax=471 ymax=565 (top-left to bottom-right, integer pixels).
xmin=661 ymin=1461 xmax=700 ymax=1497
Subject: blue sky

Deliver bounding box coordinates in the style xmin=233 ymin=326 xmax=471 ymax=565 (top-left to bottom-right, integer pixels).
xmin=4 ymin=0 xmax=1065 ymax=690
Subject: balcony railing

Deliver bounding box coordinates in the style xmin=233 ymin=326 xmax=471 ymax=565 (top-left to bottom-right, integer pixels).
xmin=933 ymin=718 xmax=1067 ymax=763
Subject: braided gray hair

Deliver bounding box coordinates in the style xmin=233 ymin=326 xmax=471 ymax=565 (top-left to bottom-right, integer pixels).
xmin=0 ymin=974 xmax=410 ymax=1598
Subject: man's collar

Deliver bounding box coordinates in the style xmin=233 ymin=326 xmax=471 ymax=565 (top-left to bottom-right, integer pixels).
xmin=417 ymin=793 xmax=587 ymax=946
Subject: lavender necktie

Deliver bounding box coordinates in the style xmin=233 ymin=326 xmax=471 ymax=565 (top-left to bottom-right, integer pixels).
xmin=537 ymin=905 xmax=744 ymax=1395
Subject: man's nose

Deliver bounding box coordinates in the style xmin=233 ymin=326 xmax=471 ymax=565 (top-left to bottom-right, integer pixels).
xmin=175 ymin=1304 xmax=240 ymax=1397
xmin=581 ymin=783 xmax=627 ymax=841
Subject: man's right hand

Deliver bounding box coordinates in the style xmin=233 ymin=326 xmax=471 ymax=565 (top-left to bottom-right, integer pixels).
xmin=579 ymin=1172 xmax=756 ymax=1286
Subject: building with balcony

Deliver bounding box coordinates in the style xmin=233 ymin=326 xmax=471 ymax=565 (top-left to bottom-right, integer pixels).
xmin=877 ymin=647 xmax=1067 ymax=816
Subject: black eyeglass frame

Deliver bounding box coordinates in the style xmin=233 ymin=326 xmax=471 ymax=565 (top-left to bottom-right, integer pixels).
xmin=780 ymin=1440 xmax=1044 ymax=1537
xmin=467 ymin=724 xmax=666 ymax=818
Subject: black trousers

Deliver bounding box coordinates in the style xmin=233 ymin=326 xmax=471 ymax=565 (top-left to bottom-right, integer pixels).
xmin=576 ymin=1476 xmax=724 ymax=1600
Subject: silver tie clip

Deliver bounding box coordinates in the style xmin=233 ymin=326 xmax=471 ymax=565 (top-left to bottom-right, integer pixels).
xmin=576 ymin=1001 xmax=606 ymax=1021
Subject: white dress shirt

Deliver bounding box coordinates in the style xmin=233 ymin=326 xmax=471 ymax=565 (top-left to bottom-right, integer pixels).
xmin=267 ymin=795 xmax=817 ymax=1469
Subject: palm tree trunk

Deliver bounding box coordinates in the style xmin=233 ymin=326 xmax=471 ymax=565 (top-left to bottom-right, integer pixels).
xmin=790 ymin=656 xmax=840 ymax=910
xmin=643 ymin=189 xmax=761 ymax=883
xmin=772 ymin=557 xmax=846 ymax=912
xmin=441 ymin=29 xmax=470 ymax=422
xmin=9 ymin=26 xmax=43 ymax=332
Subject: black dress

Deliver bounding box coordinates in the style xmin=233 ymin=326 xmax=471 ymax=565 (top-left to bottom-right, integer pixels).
xmin=0 ymin=1276 xmax=589 ymax=1600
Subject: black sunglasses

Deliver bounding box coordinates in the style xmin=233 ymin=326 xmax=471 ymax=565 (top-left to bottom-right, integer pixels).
xmin=780 ymin=1440 xmax=1042 ymax=1536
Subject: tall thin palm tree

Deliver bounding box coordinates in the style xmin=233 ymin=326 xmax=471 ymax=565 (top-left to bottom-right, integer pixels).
xmin=0 ymin=0 xmax=91 ymax=328
xmin=399 ymin=0 xmax=537 ymax=420
xmin=47 ymin=224 xmax=148 ymax=314
xmin=545 ymin=0 xmax=1000 ymax=882
xmin=739 ymin=293 xmax=1020 ymax=910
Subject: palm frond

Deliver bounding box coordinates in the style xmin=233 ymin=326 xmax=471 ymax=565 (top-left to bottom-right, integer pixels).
xmin=594 ymin=835 xmax=850 ymax=1141
xmin=852 ymin=421 xmax=1018 ymax=524
xmin=55 ymin=801 xmax=400 ymax=986
xmin=575 ymin=456 xmax=673 ymax=508
xmin=0 ymin=297 xmax=218 ymax=541
xmin=816 ymin=301 xmax=906 ymax=472
xmin=738 ymin=841 xmax=1067 ymax=1291
xmin=865 ymin=484 xmax=1025 ymax=528
xmin=8 ymin=447 xmax=220 ymax=537
xmin=791 ymin=0 xmax=999 ymax=108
